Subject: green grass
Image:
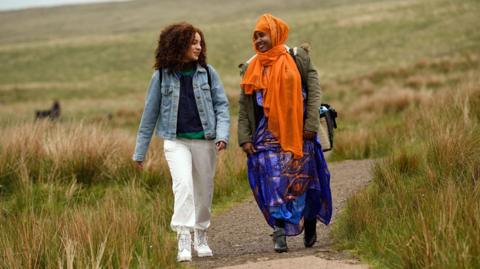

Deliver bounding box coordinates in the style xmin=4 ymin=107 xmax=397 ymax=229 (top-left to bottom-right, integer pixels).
xmin=329 ymin=51 xmax=480 ymax=160
xmin=332 ymin=74 xmax=480 ymax=268
xmin=1 ymin=0 xmax=479 ymax=126
xmin=0 ymin=122 xmax=249 ymax=268
xmin=1 ymin=0 xmax=480 ymax=268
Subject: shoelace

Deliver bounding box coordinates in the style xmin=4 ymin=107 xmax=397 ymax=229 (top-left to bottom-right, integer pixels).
xmin=196 ymin=231 xmax=208 ymax=247
xmin=178 ymin=233 xmax=190 ymax=251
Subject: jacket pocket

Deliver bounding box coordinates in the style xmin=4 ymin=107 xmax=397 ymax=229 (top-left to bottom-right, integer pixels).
xmin=160 ymin=85 xmax=173 ymax=117
xmin=200 ymin=83 xmax=211 ymax=91
xmin=200 ymin=83 xmax=212 ymax=101
xmin=161 ymin=84 xmax=174 ymax=95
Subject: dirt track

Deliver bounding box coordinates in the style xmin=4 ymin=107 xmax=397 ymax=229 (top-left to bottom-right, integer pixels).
xmin=191 ymin=159 xmax=374 ymax=269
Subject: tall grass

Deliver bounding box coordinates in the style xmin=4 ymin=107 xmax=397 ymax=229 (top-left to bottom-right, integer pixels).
xmin=0 ymin=0 xmax=479 ymax=267
xmin=333 ymin=79 xmax=480 ymax=268
xmin=329 ymin=52 xmax=479 ymax=160
xmin=0 ymin=122 xmax=247 ymax=268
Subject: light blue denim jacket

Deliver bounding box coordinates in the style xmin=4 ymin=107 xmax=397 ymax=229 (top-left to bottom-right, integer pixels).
xmin=132 ymin=64 xmax=230 ymax=161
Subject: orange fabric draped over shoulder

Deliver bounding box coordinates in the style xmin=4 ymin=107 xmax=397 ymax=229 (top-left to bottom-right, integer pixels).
xmin=240 ymin=14 xmax=304 ymax=158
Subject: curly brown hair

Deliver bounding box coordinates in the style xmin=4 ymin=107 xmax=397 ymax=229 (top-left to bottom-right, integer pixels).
xmin=154 ymin=23 xmax=207 ymax=72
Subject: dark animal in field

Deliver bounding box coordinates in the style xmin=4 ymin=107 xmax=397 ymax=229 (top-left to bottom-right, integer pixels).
xmin=35 ymin=101 xmax=61 ymax=121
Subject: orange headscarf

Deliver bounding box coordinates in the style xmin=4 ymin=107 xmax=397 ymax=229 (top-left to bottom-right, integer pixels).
xmin=241 ymin=14 xmax=304 ymax=158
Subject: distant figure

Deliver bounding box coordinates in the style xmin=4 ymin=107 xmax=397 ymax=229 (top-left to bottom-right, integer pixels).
xmin=35 ymin=100 xmax=61 ymax=121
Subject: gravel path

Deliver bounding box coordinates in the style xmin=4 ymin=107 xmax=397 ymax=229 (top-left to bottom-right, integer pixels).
xmin=191 ymin=159 xmax=375 ymax=269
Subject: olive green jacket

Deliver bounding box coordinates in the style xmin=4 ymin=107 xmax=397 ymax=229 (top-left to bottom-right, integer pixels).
xmin=237 ymin=46 xmax=322 ymax=146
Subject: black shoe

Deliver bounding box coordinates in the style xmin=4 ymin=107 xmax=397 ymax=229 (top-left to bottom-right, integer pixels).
xmin=272 ymin=227 xmax=288 ymax=253
xmin=304 ymin=219 xmax=317 ymax=248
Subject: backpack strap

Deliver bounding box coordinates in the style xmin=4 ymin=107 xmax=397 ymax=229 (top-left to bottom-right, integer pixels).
xmin=288 ymin=47 xmax=308 ymax=90
xmin=288 ymin=47 xmax=296 ymax=61
xmin=205 ymin=65 xmax=212 ymax=89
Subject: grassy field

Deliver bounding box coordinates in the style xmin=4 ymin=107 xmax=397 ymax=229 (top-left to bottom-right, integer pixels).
xmin=333 ymin=73 xmax=480 ymax=268
xmin=1 ymin=0 xmax=478 ymax=127
xmin=1 ymin=0 xmax=479 ymax=268
xmin=0 ymin=121 xmax=248 ymax=268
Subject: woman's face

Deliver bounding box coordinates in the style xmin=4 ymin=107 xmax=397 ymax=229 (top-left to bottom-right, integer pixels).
xmin=253 ymin=31 xmax=273 ymax=53
xmin=183 ymin=32 xmax=202 ymax=62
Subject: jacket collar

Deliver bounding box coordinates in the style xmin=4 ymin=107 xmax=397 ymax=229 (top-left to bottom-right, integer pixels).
xmin=196 ymin=63 xmax=207 ymax=73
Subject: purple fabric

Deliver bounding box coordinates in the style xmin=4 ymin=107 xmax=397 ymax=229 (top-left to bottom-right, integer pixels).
xmin=247 ymin=92 xmax=332 ymax=236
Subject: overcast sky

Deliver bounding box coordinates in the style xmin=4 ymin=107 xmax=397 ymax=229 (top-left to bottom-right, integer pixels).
xmin=0 ymin=0 xmax=129 ymax=11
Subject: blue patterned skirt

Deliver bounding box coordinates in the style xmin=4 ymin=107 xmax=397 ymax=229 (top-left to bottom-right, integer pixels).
xmin=247 ymin=116 xmax=332 ymax=236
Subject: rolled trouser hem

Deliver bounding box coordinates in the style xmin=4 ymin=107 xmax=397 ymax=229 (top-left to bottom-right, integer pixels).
xmin=171 ymin=225 xmax=194 ymax=233
xmin=194 ymin=223 xmax=210 ymax=230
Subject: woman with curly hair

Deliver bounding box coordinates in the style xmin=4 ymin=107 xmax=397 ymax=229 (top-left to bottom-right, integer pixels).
xmin=132 ymin=23 xmax=230 ymax=262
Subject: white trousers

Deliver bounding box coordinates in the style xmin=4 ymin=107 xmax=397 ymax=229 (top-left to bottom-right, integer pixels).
xmin=163 ymin=139 xmax=216 ymax=232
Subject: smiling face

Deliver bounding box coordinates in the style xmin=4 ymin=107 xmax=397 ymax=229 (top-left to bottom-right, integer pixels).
xmin=253 ymin=31 xmax=273 ymax=53
xmin=183 ymin=32 xmax=202 ymax=62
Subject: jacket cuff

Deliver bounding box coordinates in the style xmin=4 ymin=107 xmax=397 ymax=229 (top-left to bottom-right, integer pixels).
xmin=304 ymin=126 xmax=318 ymax=133
xmin=132 ymin=154 xmax=145 ymax=162
xmin=214 ymin=138 xmax=229 ymax=145
xmin=304 ymin=119 xmax=320 ymax=133
xmin=238 ymin=139 xmax=252 ymax=147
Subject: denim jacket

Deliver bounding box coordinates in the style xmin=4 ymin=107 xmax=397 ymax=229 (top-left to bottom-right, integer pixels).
xmin=132 ymin=64 xmax=230 ymax=161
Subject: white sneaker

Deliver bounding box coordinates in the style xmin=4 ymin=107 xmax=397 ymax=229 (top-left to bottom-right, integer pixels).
xmin=194 ymin=229 xmax=213 ymax=257
xmin=176 ymin=230 xmax=192 ymax=262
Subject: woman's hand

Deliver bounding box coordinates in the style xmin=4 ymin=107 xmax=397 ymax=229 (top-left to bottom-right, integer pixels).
xmin=303 ymin=130 xmax=316 ymax=140
xmin=135 ymin=161 xmax=144 ymax=170
xmin=241 ymin=142 xmax=256 ymax=155
xmin=216 ymin=141 xmax=227 ymax=152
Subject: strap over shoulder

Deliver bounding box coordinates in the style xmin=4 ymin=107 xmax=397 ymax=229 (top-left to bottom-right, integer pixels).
xmin=205 ymin=65 xmax=212 ymax=89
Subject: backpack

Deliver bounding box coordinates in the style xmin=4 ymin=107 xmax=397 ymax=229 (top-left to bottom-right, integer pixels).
xmin=287 ymin=46 xmax=338 ymax=152
xmin=318 ymin=104 xmax=337 ymax=152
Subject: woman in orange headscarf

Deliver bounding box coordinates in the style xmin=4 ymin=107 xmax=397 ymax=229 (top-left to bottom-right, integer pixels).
xmin=238 ymin=14 xmax=332 ymax=253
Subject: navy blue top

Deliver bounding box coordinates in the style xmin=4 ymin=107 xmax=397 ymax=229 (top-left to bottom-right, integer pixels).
xmin=176 ymin=68 xmax=204 ymax=138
